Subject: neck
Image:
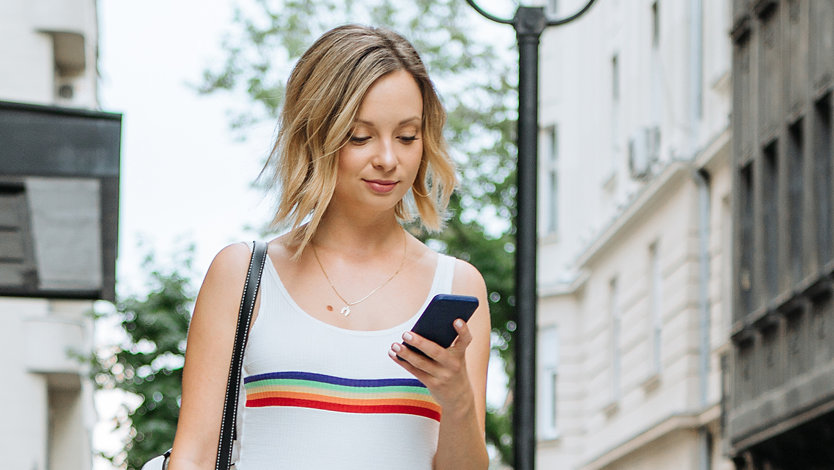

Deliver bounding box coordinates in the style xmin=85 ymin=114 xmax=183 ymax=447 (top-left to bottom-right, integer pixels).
xmin=313 ymin=209 xmax=404 ymax=256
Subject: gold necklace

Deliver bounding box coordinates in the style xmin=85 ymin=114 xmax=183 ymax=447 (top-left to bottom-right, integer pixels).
xmin=311 ymin=230 xmax=407 ymax=316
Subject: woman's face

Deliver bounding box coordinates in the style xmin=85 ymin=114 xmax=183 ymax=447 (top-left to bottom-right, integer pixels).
xmin=333 ymin=69 xmax=424 ymax=215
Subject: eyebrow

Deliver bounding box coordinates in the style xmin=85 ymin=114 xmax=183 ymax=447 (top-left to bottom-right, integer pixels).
xmin=354 ymin=116 xmax=422 ymax=126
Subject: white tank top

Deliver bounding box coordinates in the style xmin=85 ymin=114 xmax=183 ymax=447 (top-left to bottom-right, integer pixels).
xmin=235 ymin=250 xmax=456 ymax=469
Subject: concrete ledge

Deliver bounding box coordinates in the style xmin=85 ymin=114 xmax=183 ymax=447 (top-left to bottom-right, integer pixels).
xmin=580 ymin=405 xmax=720 ymax=470
xmin=24 ymin=315 xmax=85 ymax=376
xmin=729 ymin=359 xmax=834 ymax=449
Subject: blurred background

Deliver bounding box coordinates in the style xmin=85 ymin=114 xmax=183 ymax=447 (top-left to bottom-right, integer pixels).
xmin=1 ymin=0 xmax=833 ymax=469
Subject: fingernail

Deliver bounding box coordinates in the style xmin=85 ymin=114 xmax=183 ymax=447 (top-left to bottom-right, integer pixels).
xmin=455 ymin=319 xmax=464 ymax=327
xmin=388 ymin=349 xmax=397 ymax=358
xmin=392 ymin=343 xmax=402 ymax=352
xmin=402 ymin=332 xmax=413 ymax=341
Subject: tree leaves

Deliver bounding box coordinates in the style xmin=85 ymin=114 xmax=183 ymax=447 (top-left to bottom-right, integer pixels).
xmin=90 ymin=245 xmax=196 ymax=470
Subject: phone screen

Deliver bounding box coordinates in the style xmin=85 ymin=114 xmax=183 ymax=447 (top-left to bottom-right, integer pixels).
xmin=405 ymin=294 xmax=479 ymax=357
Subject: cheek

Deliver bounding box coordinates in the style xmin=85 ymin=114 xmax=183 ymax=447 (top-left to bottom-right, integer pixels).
xmin=403 ymin=150 xmax=424 ymax=187
xmin=408 ymin=143 xmax=424 ymax=169
xmin=336 ymin=147 xmax=362 ymax=175
xmin=334 ymin=151 xmax=356 ymax=193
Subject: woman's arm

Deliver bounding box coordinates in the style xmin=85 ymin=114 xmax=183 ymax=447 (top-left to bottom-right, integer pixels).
xmin=390 ymin=259 xmax=491 ymax=470
xmin=167 ymin=243 xmax=254 ymax=470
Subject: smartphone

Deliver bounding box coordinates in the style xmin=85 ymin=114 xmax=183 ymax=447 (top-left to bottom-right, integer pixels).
xmin=404 ymin=294 xmax=479 ymax=357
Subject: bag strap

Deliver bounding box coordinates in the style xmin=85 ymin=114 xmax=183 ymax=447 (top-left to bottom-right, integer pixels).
xmin=215 ymin=240 xmax=268 ymax=470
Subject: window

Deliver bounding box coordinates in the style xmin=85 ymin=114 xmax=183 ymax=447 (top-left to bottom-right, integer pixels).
xmin=611 ymin=54 xmax=622 ymax=172
xmin=739 ymin=164 xmax=754 ymax=318
xmin=610 ymin=277 xmax=621 ymax=400
xmin=546 ymin=125 xmax=559 ymax=234
xmin=649 ymin=242 xmax=663 ymax=374
xmin=0 ymin=182 xmax=34 ymax=289
xmin=651 ymin=2 xmax=660 ymax=48
xmin=537 ymin=325 xmax=559 ymax=439
xmin=814 ymin=94 xmax=832 ymax=267
xmin=763 ymin=140 xmax=779 ymax=299
xmin=788 ymin=120 xmax=804 ymax=284
xmin=721 ymin=197 xmax=733 ymax=333
xmin=650 ymin=4 xmax=662 ymax=131
xmin=0 ymin=183 xmax=27 ymax=262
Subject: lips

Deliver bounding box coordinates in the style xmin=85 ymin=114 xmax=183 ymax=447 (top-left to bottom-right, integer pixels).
xmin=363 ymin=179 xmax=398 ymax=194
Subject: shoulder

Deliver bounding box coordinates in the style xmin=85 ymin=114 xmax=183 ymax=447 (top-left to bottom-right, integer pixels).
xmin=189 ymin=243 xmax=260 ymax=338
xmin=408 ymin=234 xmax=486 ymax=296
xmin=197 ymin=242 xmax=269 ymax=304
xmin=204 ymin=242 xmax=253 ymax=282
xmin=450 ymin=256 xmax=487 ymax=298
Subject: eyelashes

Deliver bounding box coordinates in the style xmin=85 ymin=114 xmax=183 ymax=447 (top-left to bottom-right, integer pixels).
xmin=348 ymin=135 xmax=420 ymax=144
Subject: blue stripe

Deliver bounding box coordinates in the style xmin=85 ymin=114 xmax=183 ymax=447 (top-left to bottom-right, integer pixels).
xmin=244 ymin=370 xmax=427 ymax=389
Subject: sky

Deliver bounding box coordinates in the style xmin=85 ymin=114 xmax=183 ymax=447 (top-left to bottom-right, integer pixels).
xmin=95 ymin=0 xmax=514 ymax=467
xmin=98 ymin=0 xmax=274 ymax=291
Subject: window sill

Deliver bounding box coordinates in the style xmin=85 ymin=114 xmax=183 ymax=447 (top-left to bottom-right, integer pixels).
xmin=642 ymin=373 xmax=661 ymax=394
xmin=538 ymin=431 xmax=562 ymax=444
xmin=602 ymin=400 xmax=619 ymax=419
xmin=539 ymin=231 xmax=559 ymax=245
xmin=602 ymin=170 xmax=617 ymax=191
xmin=711 ymin=70 xmax=730 ymax=92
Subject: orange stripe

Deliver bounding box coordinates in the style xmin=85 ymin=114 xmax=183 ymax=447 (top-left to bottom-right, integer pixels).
xmin=246 ymin=385 xmax=432 ymax=402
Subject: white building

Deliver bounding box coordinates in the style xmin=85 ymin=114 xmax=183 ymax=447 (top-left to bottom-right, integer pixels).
xmin=0 ymin=0 xmax=99 ymax=107
xmin=536 ymin=0 xmax=735 ymax=468
xmin=0 ymin=1 xmax=119 ymax=470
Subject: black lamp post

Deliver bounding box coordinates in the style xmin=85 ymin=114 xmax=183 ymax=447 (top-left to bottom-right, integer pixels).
xmin=463 ymin=1 xmax=596 ymax=469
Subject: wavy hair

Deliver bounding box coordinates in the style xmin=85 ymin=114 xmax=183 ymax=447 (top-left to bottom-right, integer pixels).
xmin=262 ymin=24 xmax=456 ymax=258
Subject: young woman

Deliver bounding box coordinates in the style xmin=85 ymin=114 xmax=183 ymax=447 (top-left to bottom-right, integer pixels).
xmin=168 ymin=24 xmax=491 ymax=470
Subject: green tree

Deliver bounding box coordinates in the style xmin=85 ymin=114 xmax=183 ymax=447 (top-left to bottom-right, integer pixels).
xmin=91 ymin=246 xmax=196 ymax=470
xmin=199 ymin=0 xmax=518 ymax=464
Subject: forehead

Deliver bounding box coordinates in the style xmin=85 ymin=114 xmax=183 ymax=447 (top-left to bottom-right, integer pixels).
xmin=355 ymin=70 xmax=423 ymax=124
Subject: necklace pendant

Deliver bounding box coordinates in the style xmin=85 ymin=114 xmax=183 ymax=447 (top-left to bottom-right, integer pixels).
xmin=340 ymin=306 xmax=351 ymax=316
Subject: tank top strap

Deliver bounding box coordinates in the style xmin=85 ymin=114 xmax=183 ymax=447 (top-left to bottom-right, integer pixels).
xmin=435 ymin=253 xmax=457 ymax=294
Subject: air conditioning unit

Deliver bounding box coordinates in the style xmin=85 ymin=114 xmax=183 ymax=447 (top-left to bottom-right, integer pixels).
xmin=628 ymin=126 xmax=660 ymax=179
xmin=45 ymin=31 xmax=86 ymax=105
xmin=55 ymin=76 xmax=76 ymax=101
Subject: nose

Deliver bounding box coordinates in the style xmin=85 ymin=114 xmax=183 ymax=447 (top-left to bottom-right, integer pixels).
xmin=372 ymin=139 xmax=397 ymax=172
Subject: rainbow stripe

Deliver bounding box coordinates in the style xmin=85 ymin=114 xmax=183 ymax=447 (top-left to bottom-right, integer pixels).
xmin=244 ymin=371 xmax=441 ymax=421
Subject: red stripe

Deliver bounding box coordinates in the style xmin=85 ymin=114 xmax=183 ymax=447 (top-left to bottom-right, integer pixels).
xmin=247 ymin=397 xmax=441 ymax=421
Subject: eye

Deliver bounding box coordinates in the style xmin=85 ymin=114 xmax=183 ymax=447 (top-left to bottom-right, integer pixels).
xmin=349 ymin=136 xmax=371 ymax=144
xmin=399 ymin=135 xmax=419 ymax=143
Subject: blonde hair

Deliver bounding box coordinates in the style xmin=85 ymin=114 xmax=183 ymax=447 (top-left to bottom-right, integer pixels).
xmin=263 ymin=24 xmax=456 ymax=258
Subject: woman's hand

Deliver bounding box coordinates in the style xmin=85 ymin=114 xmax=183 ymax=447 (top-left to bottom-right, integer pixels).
xmin=390 ymin=258 xmax=490 ymax=469
xmin=388 ymin=319 xmax=475 ymax=411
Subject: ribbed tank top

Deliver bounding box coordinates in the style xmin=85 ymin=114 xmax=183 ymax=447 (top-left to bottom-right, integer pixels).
xmin=235 ymin=250 xmax=456 ymax=469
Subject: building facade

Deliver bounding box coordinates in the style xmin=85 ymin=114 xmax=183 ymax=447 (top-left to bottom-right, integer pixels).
xmin=727 ymin=0 xmax=834 ymax=468
xmin=0 ymin=1 xmax=120 ymax=469
xmin=536 ymin=0 xmax=734 ymax=468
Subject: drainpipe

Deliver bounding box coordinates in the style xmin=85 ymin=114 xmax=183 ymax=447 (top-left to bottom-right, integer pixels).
xmin=689 ymin=0 xmax=710 ymax=469
xmin=694 ymin=167 xmax=712 ymax=470
xmin=694 ymin=168 xmax=711 ymax=407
